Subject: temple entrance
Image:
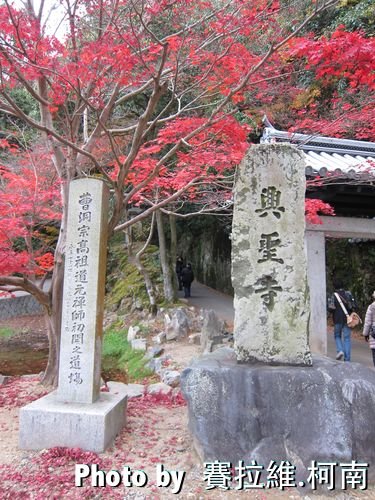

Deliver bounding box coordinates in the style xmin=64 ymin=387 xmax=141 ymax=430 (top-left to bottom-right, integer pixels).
xmin=306 ymin=216 xmax=375 ymax=354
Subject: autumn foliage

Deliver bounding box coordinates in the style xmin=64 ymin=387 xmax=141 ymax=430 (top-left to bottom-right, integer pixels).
xmin=0 ymin=0 xmax=371 ymax=263
xmin=0 ymin=150 xmax=60 ymax=276
xmin=0 ymin=0 xmax=373 ymax=383
xmin=284 ymin=27 xmax=375 ymax=139
xmin=0 ymin=0 xmax=371 ymax=243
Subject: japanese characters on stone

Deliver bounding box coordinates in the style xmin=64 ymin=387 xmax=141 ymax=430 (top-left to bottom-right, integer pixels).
xmin=67 ymin=192 xmax=93 ymax=386
xmin=254 ymin=186 xmax=285 ymax=311
xmin=57 ymin=178 xmax=109 ymax=404
xmin=232 ymin=145 xmax=311 ymax=365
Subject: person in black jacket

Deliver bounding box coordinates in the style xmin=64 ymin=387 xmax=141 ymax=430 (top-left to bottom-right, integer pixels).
xmin=181 ymin=263 xmax=194 ymax=298
xmin=328 ymin=279 xmax=357 ymax=362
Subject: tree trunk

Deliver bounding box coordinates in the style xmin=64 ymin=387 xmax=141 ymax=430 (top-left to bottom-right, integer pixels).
xmin=134 ymin=252 xmax=158 ymax=315
xmin=40 ymin=180 xmax=69 ymax=387
xmin=40 ymin=246 xmax=65 ymax=387
xmin=170 ymin=213 xmax=177 ymax=261
xmin=42 ymin=310 xmax=60 ymax=388
xmin=134 ymin=214 xmax=158 ymax=314
xmin=169 ymin=213 xmax=179 ymax=293
xmin=156 ymin=210 xmax=176 ymax=302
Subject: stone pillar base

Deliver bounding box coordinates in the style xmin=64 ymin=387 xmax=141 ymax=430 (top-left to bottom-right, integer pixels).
xmin=19 ymin=382 xmax=127 ymax=453
xmin=181 ymin=348 xmax=375 ymax=486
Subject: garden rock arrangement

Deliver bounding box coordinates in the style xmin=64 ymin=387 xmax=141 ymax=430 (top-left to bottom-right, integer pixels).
xmin=124 ymin=306 xmax=233 ymax=394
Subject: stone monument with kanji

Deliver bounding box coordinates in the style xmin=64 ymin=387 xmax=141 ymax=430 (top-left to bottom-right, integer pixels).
xmin=181 ymin=145 xmax=375 ymax=488
xmin=19 ymin=178 xmax=127 ymax=452
xmin=232 ymin=144 xmax=312 ymax=365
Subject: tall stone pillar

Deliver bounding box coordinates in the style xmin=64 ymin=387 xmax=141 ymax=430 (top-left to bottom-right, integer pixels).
xmin=19 ymin=179 xmax=127 ymax=452
xmin=232 ymin=144 xmax=312 ymax=366
xmin=57 ymin=179 xmax=108 ymax=404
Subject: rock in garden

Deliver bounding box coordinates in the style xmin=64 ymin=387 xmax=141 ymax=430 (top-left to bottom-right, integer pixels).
xmin=188 ymin=333 xmax=201 ymax=345
xmin=164 ymin=308 xmax=191 ymax=340
xmin=145 ymin=357 xmax=163 ymax=374
xmin=145 ymin=346 xmax=164 ymax=359
xmin=131 ymin=338 xmax=146 ymax=351
xmin=147 ymin=382 xmax=172 ymax=395
xmin=153 ymin=332 xmax=166 ymax=344
xmin=127 ymin=325 xmax=140 ymax=342
xmin=130 ymin=297 xmax=144 ymax=312
xmin=161 ymin=370 xmax=181 ymax=388
xmin=124 ymin=384 xmax=145 ymax=399
xmin=200 ymin=309 xmax=226 ymax=352
xmin=103 ymin=312 xmax=118 ymax=329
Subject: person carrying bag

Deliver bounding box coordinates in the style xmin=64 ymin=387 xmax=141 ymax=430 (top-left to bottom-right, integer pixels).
xmin=334 ymin=293 xmax=362 ymax=329
xmin=329 ymin=280 xmax=360 ymax=362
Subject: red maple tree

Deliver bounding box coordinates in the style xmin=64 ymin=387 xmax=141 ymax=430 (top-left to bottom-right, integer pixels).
xmin=0 ymin=0 xmax=365 ymax=385
xmin=271 ymin=27 xmax=375 ymax=139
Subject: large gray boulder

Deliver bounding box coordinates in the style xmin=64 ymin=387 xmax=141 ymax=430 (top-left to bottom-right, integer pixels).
xmin=181 ymin=348 xmax=375 ymax=487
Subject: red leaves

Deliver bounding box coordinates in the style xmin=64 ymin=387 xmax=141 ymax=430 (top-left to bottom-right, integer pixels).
xmin=0 ymin=376 xmax=48 ymax=409
xmin=117 ymin=114 xmax=249 ymax=206
xmin=0 ymin=149 xmax=61 ymax=277
xmin=284 ymin=27 xmax=375 ymax=139
xmin=35 ymin=253 xmax=55 ymax=273
xmin=37 ymin=447 xmax=103 ymax=471
xmin=305 ymin=199 xmax=335 ymax=225
xmin=0 ymin=378 xmax=187 ymax=499
xmin=291 ymin=29 xmax=375 ymax=91
xmin=0 ymin=5 xmax=64 ymax=86
xmin=0 ymin=0 xmax=371 ymax=276
xmin=127 ymin=391 xmax=186 ymax=417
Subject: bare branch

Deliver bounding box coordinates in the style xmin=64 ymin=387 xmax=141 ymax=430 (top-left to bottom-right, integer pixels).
xmin=0 ymin=275 xmax=50 ymax=307
xmin=114 ymin=176 xmax=203 ymax=232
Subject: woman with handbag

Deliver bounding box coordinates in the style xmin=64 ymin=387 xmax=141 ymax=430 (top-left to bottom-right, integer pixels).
xmin=329 ymin=279 xmax=358 ymax=362
xmin=363 ymin=291 xmax=375 ymax=367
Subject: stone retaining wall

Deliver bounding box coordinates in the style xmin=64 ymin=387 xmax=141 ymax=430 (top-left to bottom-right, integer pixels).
xmin=0 ymin=295 xmax=43 ymax=319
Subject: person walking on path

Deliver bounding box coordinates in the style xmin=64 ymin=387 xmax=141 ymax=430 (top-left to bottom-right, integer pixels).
xmin=181 ymin=263 xmax=194 ymax=298
xmin=363 ymin=291 xmax=375 ymax=367
xmin=175 ymin=256 xmax=184 ymax=291
xmin=328 ymin=279 xmax=357 ymax=362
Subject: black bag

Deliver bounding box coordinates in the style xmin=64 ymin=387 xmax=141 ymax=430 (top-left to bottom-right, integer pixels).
xmin=345 ymin=290 xmax=357 ymax=311
xmin=370 ymin=325 xmax=375 ymax=340
xmin=327 ymin=295 xmax=335 ymax=311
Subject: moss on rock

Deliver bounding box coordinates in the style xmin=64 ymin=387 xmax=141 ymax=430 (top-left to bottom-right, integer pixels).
xmin=106 ymin=238 xmax=163 ymax=314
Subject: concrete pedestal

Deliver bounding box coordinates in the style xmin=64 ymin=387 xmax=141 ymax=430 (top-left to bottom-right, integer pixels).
xmin=19 ymin=382 xmax=127 ymax=452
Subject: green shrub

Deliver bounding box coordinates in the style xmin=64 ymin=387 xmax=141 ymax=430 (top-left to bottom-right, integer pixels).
xmin=0 ymin=327 xmax=15 ymax=338
xmin=102 ymin=328 xmax=153 ymax=382
xmin=102 ymin=329 xmax=128 ymax=357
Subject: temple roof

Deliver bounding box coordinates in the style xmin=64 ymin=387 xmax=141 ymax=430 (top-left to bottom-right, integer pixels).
xmin=261 ymin=117 xmax=375 ymax=178
xmin=260 ymin=117 xmax=375 ymax=217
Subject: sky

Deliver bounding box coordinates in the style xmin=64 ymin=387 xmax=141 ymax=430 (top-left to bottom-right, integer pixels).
xmin=11 ymin=0 xmax=68 ymax=39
